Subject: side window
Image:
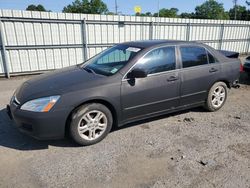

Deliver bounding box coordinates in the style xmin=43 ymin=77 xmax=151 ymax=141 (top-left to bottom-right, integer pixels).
xmin=133 ymin=46 xmax=176 ymax=74
xmin=180 ymin=46 xmax=208 ymax=68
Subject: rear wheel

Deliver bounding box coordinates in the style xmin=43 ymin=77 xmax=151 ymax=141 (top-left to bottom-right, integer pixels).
xmin=70 ymin=103 xmax=113 ymax=146
xmin=205 ymin=82 xmax=227 ymax=112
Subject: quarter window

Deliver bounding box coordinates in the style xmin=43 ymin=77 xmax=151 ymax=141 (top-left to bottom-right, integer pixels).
xmin=180 ymin=46 xmax=208 ymax=68
xmin=208 ymin=52 xmax=217 ymax=64
xmin=133 ymin=46 xmax=176 ymax=74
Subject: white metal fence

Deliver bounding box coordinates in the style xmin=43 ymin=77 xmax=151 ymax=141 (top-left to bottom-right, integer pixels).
xmin=1 ymin=9 xmax=250 ymax=77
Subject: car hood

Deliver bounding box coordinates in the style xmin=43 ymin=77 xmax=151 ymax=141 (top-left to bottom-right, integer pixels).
xmin=15 ymin=65 xmax=105 ymax=104
xmin=244 ymin=61 xmax=250 ymax=66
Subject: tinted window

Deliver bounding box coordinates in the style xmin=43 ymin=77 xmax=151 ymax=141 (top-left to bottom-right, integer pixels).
xmin=180 ymin=46 xmax=208 ymax=68
xmin=208 ymin=52 xmax=217 ymax=64
xmin=134 ymin=46 xmax=176 ymax=74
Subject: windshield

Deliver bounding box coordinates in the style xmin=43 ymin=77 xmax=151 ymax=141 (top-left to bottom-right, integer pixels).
xmin=81 ymin=44 xmax=142 ymax=76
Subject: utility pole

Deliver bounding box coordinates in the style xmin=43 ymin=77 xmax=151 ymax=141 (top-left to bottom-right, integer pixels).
xmin=157 ymin=0 xmax=160 ymax=38
xmin=115 ymin=0 xmax=118 ymax=15
xmin=233 ymin=0 xmax=237 ymax=20
xmin=157 ymin=0 xmax=160 ymax=18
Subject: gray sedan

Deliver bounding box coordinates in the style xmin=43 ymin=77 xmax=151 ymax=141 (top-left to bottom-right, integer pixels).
xmin=7 ymin=40 xmax=240 ymax=146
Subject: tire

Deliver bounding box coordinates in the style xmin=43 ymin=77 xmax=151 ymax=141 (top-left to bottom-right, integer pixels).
xmin=70 ymin=103 xmax=113 ymax=146
xmin=204 ymin=82 xmax=228 ymax=112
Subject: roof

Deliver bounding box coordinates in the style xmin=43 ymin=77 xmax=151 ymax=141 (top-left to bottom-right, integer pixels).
xmin=122 ymin=40 xmax=194 ymax=48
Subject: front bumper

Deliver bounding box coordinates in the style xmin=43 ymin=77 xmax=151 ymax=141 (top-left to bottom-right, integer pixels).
xmin=7 ymin=102 xmax=70 ymax=140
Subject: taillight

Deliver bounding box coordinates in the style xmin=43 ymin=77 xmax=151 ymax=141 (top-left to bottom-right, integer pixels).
xmin=240 ymin=63 xmax=244 ymax=72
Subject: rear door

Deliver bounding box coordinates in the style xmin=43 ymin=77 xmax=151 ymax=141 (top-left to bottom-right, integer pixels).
xmin=178 ymin=45 xmax=221 ymax=106
xmin=121 ymin=46 xmax=180 ymax=121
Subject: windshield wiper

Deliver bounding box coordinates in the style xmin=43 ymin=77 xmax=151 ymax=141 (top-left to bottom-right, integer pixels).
xmin=82 ymin=67 xmax=96 ymax=74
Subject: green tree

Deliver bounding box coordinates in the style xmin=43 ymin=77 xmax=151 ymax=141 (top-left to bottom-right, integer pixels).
xmin=63 ymin=0 xmax=108 ymax=14
xmin=135 ymin=12 xmax=152 ymax=16
xmin=153 ymin=8 xmax=179 ymax=18
xmin=106 ymin=12 xmax=115 ymax=15
xmin=179 ymin=12 xmax=196 ymax=19
xmin=194 ymin=0 xmax=229 ymax=19
xmin=143 ymin=12 xmax=153 ymax=16
xmin=26 ymin=4 xmax=49 ymax=11
xmin=229 ymin=5 xmax=248 ymax=20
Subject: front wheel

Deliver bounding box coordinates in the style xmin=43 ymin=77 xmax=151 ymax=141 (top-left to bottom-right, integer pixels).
xmin=70 ymin=103 xmax=113 ymax=146
xmin=204 ymin=82 xmax=228 ymax=112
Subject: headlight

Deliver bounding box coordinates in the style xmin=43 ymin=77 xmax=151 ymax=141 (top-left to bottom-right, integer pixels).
xmin=20 ymin=96 xmax=60 ymax=112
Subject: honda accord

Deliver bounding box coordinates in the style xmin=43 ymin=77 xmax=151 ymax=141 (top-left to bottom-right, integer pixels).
xmin=7 ymin=40 xmax=240 ymax=145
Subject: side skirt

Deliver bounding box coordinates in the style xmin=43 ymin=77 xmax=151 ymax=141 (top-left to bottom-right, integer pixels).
xmin=118 ymin=101 xmax=205 ymax=127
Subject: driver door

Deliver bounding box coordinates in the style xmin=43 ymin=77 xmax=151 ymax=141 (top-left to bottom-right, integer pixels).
xmin=121 ymin=46 xmax=181 ymax=122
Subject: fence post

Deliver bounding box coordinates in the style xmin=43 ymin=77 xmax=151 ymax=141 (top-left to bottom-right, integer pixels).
xmin=81 ymin=19 xmax=88 ymax=62
xmin=245 ymin=26 xmax=250 ymax=54
xmin=186 ymin=23 xmax=190 ymax=41
xmin=149 ymin=22 xmax=153 ymax=40
xmin=218 ymin=24 xmax=224 ymax=50
xmin=0 ymin=19 xmax=10 ymax=78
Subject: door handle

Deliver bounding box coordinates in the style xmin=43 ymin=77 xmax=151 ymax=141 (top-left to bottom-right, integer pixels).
xmin=209 ymin=68 xmax=218 ymax=73
xmin=167 ymin=76 xmax=178 ymax=82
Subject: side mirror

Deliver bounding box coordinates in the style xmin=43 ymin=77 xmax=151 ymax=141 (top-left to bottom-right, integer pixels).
xmin=127 ymin=68 xmax=147 ymax=79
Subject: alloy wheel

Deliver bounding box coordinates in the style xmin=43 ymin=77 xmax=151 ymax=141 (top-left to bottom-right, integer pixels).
xmin=77 ymin=110 xmax=108 ymax=141
xmin=211 ymin=85 xmax=226 ymax=108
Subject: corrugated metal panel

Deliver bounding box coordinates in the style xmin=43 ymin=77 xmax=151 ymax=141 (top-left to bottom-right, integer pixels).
xmin=1 ymin=9 xmax=250 ymax=76
xmin=0 ymin=53 xmax=4 ymax=74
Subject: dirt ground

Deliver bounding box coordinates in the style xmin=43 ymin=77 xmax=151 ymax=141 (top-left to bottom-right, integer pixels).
xmin=0 ymin=72 xmax=249 ymax=188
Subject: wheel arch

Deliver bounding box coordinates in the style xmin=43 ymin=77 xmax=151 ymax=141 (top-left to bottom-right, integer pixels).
xmin=210 ymin=79 xmax=231 ymax=90
xmin=65 ymin=99 xmax=118 ymax=137
xmin=205 ymin=80 xmax=230 ymax=103
xmin=218 ymin=79 xmax=231 ymax=88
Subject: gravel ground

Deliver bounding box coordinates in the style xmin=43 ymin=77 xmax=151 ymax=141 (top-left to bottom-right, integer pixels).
xmin=0 ymin=73 xmax=249 ymax=188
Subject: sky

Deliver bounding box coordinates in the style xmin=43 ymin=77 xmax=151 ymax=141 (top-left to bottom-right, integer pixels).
xmin=0 ymin=0 xmax=248 ymax=14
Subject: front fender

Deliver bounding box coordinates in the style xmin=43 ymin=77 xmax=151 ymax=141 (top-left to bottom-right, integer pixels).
xmin=58 ymin=83 xmax=122 ymax=124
